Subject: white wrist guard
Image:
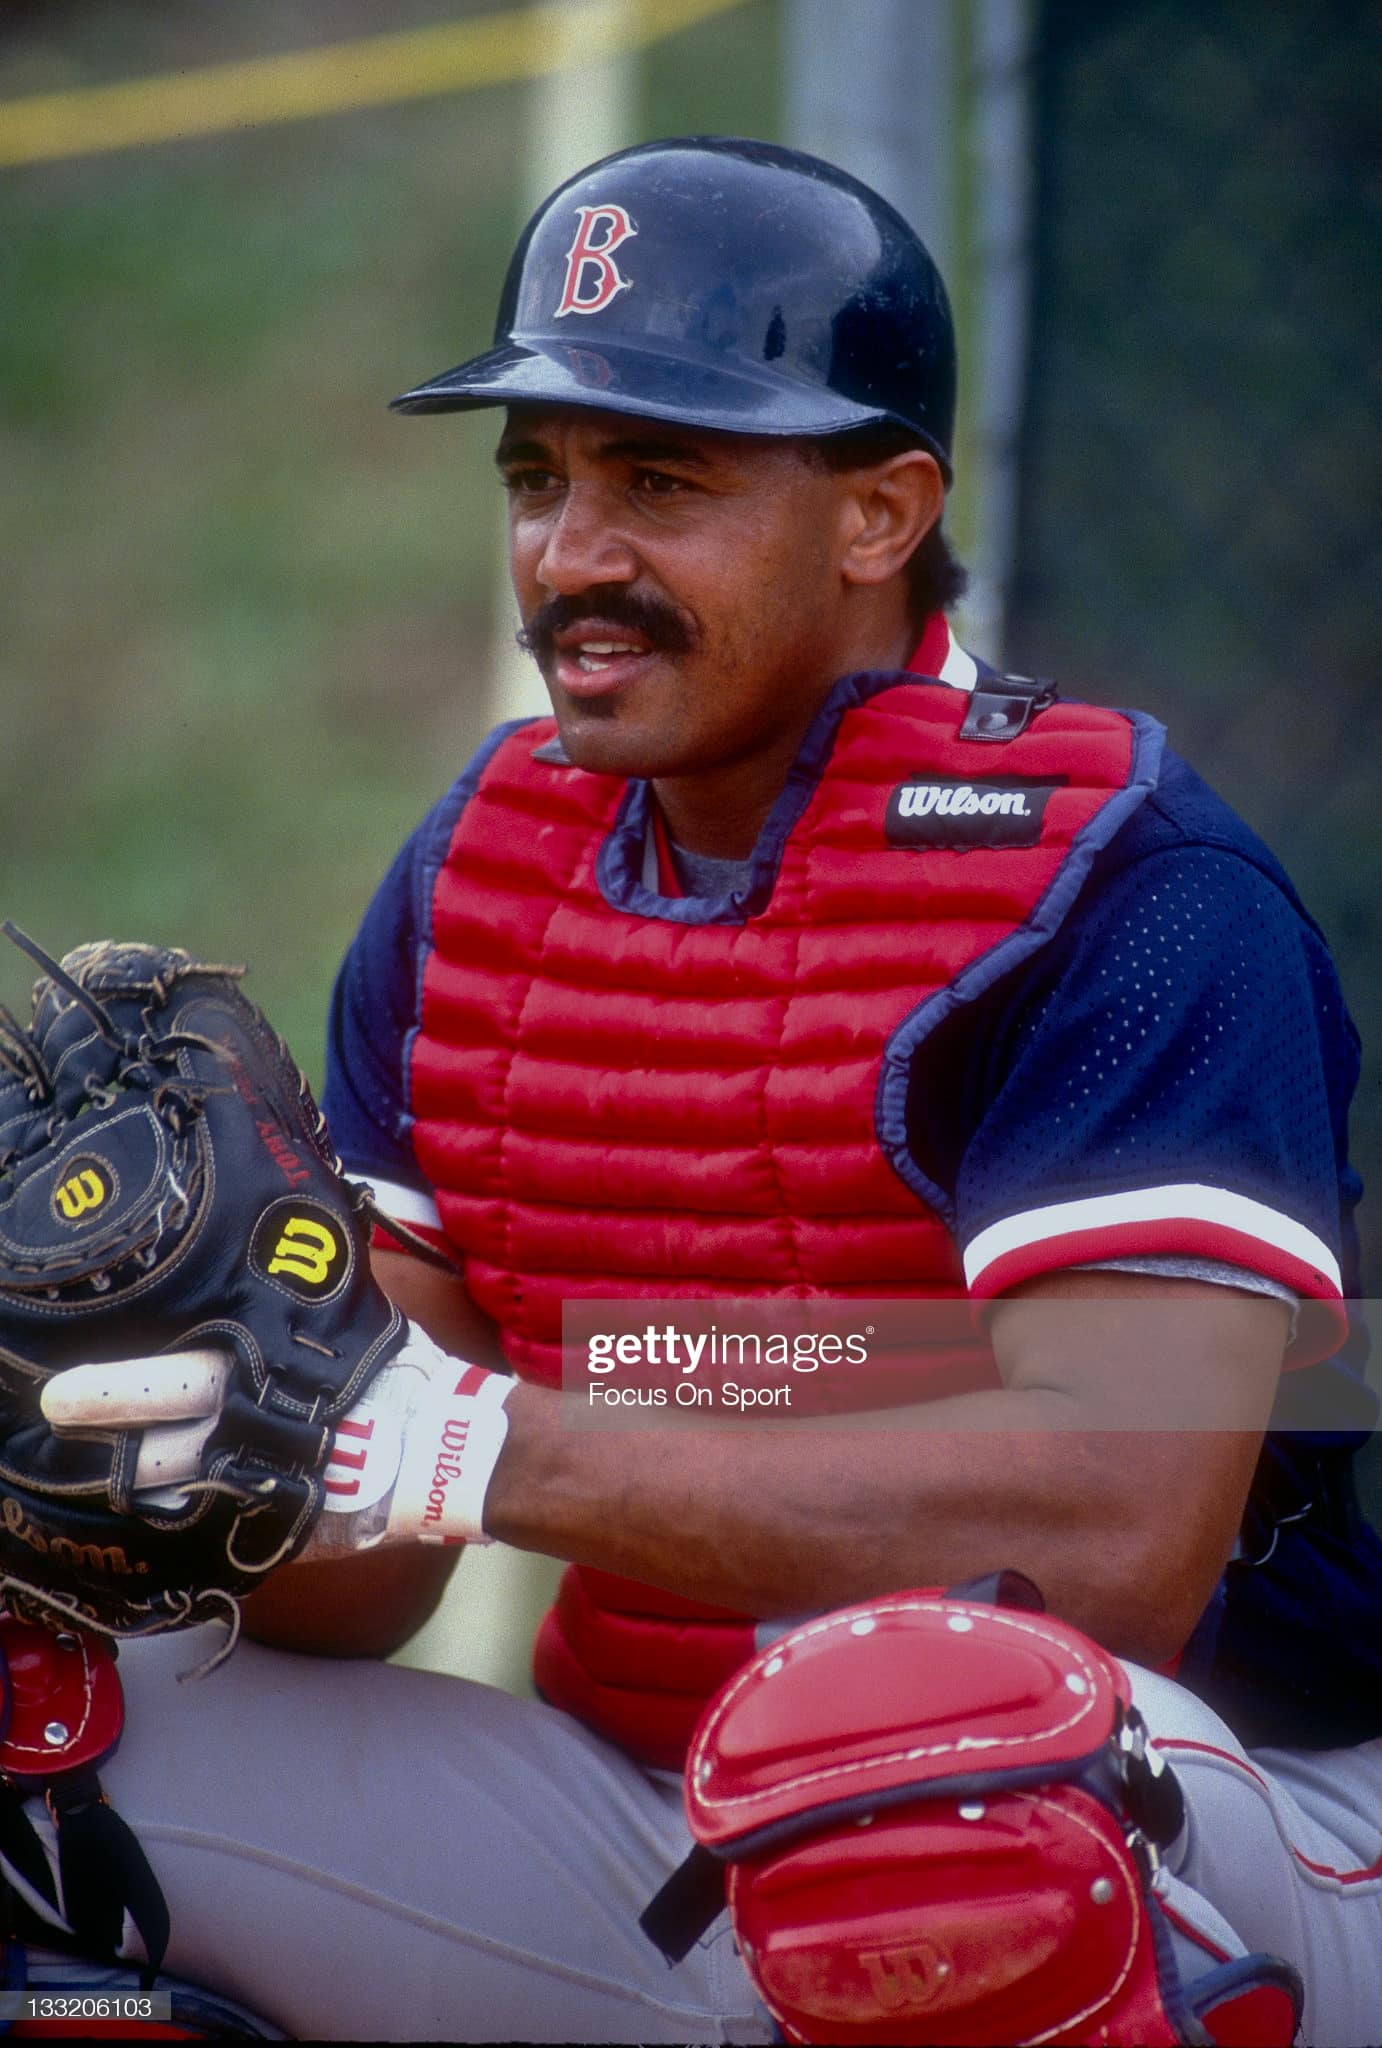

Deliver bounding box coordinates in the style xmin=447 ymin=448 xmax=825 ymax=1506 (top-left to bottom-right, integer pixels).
xmin=384 ymin=1326 xmax=516 ymax=1546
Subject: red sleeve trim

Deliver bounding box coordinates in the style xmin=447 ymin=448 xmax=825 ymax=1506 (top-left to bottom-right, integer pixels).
xmin=963 ymin=1185 xmax=1346 ymax=1365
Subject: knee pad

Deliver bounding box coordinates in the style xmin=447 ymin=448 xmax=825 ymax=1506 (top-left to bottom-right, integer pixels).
xmin=643 ymin=1584 xmax=1303 ymax=2047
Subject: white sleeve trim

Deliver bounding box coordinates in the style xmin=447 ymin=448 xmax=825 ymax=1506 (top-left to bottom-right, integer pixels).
xmin=356 ymin=1176 xmax=443 ymax=1233
xmin=938 ymin=632 xmax=978 ymax=693
xmin=963 ymin=1183 xmax=1342 ymax=1293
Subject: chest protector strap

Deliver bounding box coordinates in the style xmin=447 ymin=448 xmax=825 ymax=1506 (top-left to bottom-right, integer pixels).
xmin=0 ymin=1615 xmax=169 ymax=1982
xmin=645 ymin=1587 xmax=1303 ymax=2047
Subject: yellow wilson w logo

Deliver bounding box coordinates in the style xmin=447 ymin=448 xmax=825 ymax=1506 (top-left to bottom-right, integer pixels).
xmin=54 ymin=1168 xmax=107 ymax=1220
xmin=266 ymin=1215 xmax=340 ymax=1287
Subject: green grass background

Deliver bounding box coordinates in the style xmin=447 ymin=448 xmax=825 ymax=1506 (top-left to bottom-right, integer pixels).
xmin=0 ymin=0 xmax=787 ymax=1065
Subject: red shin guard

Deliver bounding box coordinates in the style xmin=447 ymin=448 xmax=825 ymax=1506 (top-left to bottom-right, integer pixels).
xmin=645 ymin=1588 xmax=1302 ymax=2046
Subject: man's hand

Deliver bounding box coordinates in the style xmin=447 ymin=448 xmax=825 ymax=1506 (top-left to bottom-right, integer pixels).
xmin=238 ymin=1252 xmax=511 ymax=1655
xmin=40 ymin=1339 xmax=470 ymax=1656
xmin=41 ymin=1325 xmax=516 ymax=1554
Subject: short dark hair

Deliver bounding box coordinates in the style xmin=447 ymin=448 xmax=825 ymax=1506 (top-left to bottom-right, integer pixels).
xmin=806 ymin=422 xmax=967 ymax=626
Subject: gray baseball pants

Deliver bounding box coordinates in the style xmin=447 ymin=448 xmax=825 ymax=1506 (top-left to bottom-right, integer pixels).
xmin=28 ymin=1629 xmax=1382 ymax=2044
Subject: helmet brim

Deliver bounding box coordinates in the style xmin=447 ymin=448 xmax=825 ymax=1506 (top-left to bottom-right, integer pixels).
xmin=389 ymin=336 xmax=951 ymax=475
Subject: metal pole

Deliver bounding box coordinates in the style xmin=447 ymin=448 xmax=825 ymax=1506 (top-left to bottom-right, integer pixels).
xmin=784 ymin=0 xmax=1033 ymax=665
xmin=784 ymin=0 xmax=955 ymax=275
xmin=966 ymin=0 xmax=1032 ymax=664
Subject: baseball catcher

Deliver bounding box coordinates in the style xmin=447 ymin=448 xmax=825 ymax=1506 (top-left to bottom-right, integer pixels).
xmin=3 ymin=133 xmax=1378 ymax=2044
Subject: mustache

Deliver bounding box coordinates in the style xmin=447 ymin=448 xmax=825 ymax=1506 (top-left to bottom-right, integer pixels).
xmin=516 ymin=587 xmax=696 ymax=665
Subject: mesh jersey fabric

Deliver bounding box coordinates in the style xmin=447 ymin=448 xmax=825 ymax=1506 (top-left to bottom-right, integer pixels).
xmin=658 ymin=827 xmax=1298 ymax=1316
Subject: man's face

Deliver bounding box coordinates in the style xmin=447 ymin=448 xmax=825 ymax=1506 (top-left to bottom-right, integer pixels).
xmin=497 ymin=406 xmax=874 ymax=785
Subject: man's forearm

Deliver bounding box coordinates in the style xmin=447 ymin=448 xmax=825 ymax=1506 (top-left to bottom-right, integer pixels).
xmin=484 ymin=1384 xmax=1224 ymax=1661
xmin=484 ymin=1279 xmax=1286 ymax=1665
xmin=245 ymin=1264 xmax=1283 ymax=1666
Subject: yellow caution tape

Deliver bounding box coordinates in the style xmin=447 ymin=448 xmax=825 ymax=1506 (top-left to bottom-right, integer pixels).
xmin=0 ymin=0 xmax=745 ymax=169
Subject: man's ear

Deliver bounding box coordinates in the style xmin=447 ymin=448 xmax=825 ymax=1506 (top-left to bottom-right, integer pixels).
xmin=839 ymin=451 xmax=945 ymax=589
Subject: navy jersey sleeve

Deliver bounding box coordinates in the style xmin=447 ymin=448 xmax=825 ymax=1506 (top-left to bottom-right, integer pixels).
xmin=950 ymin=842 xmax=1361 ymax=1328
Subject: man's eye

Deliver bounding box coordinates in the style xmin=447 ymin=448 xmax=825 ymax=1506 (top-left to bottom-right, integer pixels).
xmin=634 ymin=470 xmax=689 ymax=496
xmin=500 ymin=467 xmax=560 ymax=494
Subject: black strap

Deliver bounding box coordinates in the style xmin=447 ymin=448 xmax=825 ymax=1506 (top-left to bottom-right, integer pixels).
xmin=0 ymin=1779 xmax=61 ymax=1914
xmin=1115 ymin=1708 xmax=1186 ymax=1851
xmin=944 ymin=1567 xmax=1045 ymax=1612
xmin=958 ymin=673 xmax=1057 ymax=742
xmin=50 ymin=1766 xmax=170 ymax=1986
xmin=638 ymin=1841 xmax=726 ymax=1966
xmin=530 ymin=734 xmax=571 ymax=765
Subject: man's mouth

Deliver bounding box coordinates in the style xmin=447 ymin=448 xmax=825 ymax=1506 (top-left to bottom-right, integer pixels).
xmin=518 ymin=590 xmax=694 ymax=700
xmin=552 ymin=629 xmax=655 ymax=698
xmin=557 ymin=627 xmax=653 ymax=677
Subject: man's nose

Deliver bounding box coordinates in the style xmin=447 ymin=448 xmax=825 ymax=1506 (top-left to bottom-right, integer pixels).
xmin=534 ymin=484 xmax=638 ymax=595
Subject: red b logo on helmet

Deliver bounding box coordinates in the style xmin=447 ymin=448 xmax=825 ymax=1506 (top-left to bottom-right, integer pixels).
xmin=554 ymin=205 xmax=637 ymax=319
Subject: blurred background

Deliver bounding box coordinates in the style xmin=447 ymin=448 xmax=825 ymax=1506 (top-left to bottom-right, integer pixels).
xmin=2 ymin=0 xmax=1378 ymax=1665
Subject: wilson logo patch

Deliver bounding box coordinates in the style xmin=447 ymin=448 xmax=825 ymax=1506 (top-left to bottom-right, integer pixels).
xmin=2 ymin=1495 xmax=146 ymax=1573
xmin=52 ymin=1159 xmax=113 ymax=1224
xmin=885 ymin=779 xmax=1057 ymax=849
xmin=250 ymin=1199 xmax=351 ymax=1300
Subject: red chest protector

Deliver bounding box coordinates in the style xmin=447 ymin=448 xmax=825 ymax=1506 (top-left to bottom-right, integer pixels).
xmin=410 ymin=667 xmax=1155 ymax=1765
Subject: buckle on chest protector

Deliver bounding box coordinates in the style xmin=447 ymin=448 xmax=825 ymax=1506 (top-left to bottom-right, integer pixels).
xmin=959 ymin=675 xmax=1057 ymax=742
xmin=530 ymin=735 xmax=571 ymax=765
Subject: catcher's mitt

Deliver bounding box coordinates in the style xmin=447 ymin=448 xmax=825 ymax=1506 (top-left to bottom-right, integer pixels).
xmin=0 ymin=927 xmax=409 ymax=1640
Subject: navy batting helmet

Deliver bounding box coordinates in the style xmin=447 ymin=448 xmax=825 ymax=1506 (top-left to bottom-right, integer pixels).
xmin=391 ymin=136 xmax=956 ymax=479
